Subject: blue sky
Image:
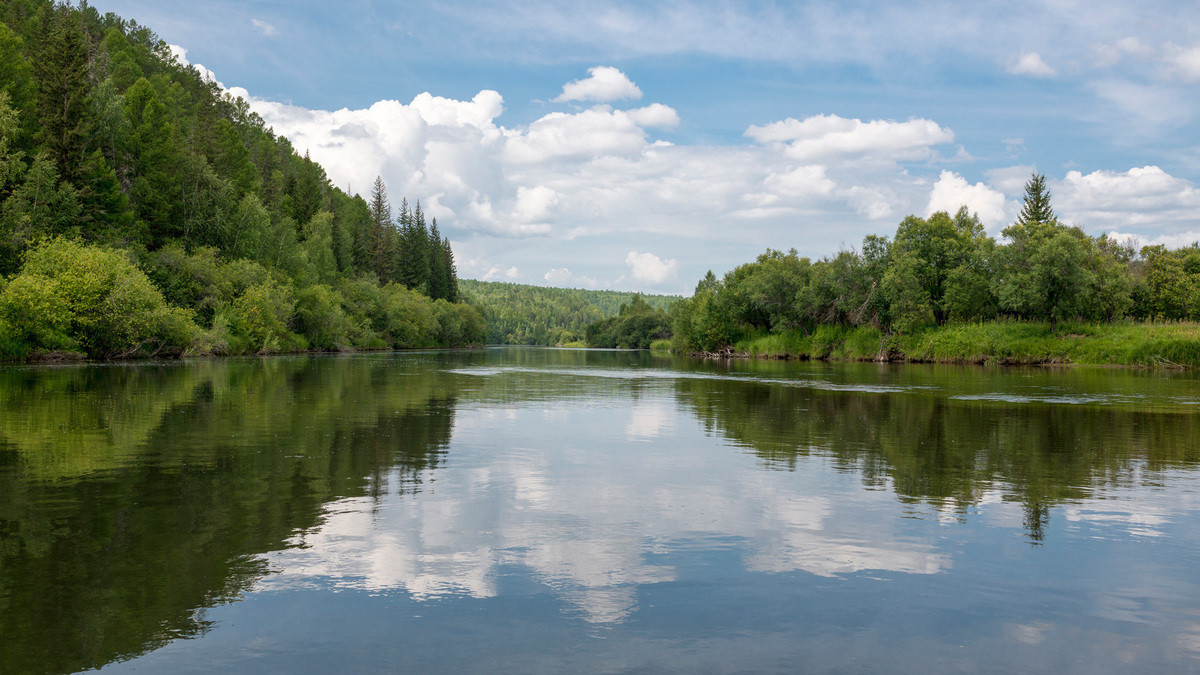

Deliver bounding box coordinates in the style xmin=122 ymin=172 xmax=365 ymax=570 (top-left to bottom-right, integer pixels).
xmin=93 ymin=0 xmax=1200 ymax=293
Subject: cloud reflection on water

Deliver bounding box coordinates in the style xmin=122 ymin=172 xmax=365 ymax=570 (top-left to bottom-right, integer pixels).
xmin=257 ymin=398 xmax=949 ymax=623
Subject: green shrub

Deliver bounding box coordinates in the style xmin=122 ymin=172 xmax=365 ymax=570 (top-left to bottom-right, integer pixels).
xmin=0 ymin=273 xmax=75 ymax=352
xmin=382 ymin=284 xmax=437 ymax=348
xmin=142 ymin=244 xmax=232 ymax=327
xmin=294 ymin=284 xmax=352 ymax=350
xmin=3 ymin=238 xmax=198 ymax=358
xmin=228 ymin=281 xmax=299 ymax=353
xmin=0 ymin=317 xmax=31 ymax=360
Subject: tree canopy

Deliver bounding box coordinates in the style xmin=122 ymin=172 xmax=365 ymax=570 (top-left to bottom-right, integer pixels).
xmin=0 ymin=0 xmax=480 ymax=360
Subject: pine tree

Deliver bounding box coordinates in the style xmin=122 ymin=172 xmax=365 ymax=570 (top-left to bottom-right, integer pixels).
xmin=368 ymin=175 xmax=390 ymax=279
xmin=428 ymin=218 xmax=448 ymax=300
xmin=0 ymin=24 xmax=37 ymax=151
xmin=1016 ymin=172 xmax=1055 ymax=226
xmin=31 ymin=4 xmax=95 ymax=185
xmin=395 ymin=197 xmax=413 ymax=286
xmin=347 ymin=194 xmax=374 ymax=274
xmin=441 ymin=235 xmax=458 ymax=303
xmin=402 ymin=200 xmax=430 ymax=292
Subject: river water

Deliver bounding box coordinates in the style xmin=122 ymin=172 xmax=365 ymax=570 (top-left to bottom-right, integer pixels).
xmin=2 ymin=348 xmax=1199 ymax=673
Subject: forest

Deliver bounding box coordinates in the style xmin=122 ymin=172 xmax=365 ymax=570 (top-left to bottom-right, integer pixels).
xmin=459 ymin=279 xmax=675 ymax=345
xmin=0 ymin=0 xmax=483 ymax=361
xmin=668 ymin=174 xmax=1200 ymax=365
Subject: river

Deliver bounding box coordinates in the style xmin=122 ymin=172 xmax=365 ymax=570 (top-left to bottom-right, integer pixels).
xmin=2 ymin=348 xmax=1198 ymax=672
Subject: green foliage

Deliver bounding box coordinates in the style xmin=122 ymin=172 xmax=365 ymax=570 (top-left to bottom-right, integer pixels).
xmin=0 ymin=3 xmax=478 ymax=361
xmin=1015 ymin=172 xmax=1055 ymax=226
xmin=227 ymin=281 xmax=299 ymax=354
xmin=431 ymin=297 xmax=486 ymax=346
xmin=882 ymin=208 xmax=988 ymax=329
xmin=1133 ymin=244 xmax=1200 ymax=321
xmin=142 ymin=243 xmax=232 ymax=326
xmin=649 ymin=338 xmax=672 ymax=352
xmin=0 ymin=24 xmax=36 ymax=146
xmin=672 ymin=194 xmax=1188 ymax=365
xmin=0 ymin=149 xmax=81 ymax=268
xmin=3 ymin=237 xmax=197 ymax=357
xmin=382 ymin=284 xmax=438 ymax=348
xmin=294 ymin=283 xmax=352 ymax=350
xmin=459 ymin=279 xmax=677 ymax=345
xmin=585 ymin=294 xmax=672 ymax=348
xmin=31 ymin=3 xmax=93 ymax=184
xmin=0 ymin=271 xmax=74 ymax=351
xmin=0 ymin=357 xmax=461 ymax=673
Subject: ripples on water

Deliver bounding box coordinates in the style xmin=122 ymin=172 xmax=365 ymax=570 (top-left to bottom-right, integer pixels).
xmin=1 ymin=348 xmax=1198 ymax=673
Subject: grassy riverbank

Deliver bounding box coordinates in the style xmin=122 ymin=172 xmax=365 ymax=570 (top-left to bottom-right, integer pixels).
xmin=688 ymin=321 xmax=1200 ymax=367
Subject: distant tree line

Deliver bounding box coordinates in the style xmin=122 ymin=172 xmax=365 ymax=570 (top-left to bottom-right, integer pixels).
xmin=459 ymin=279 xmax=677 ymax=345
xmin=0 ymin=0 xmax=481 ymax=359
xmin=673 ymin=174 xmax=1200 ymax=352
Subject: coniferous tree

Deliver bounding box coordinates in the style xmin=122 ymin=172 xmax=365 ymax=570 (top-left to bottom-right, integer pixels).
xmin=428 ymin=218 xmax=448 ymax=300
xmin=368 ymin=175 xmax=390 ymax=279
xmin=0 ymin=24 xmax=37 ymax=150
xmin=0 ymin=1 xmax=478 ymax=359
xmin=345 ymin=193 xmax=374 ymax=274
xmin=31 ymin=3 xmax=93 ymax=185
xmin=395 ymin=197 xmax=413 ymax=285
xmin=403 ymin=200 xmax=430 ymax=292
xmin=1016 ymin=172 xmax=1055 ymax=226
xmin=441 ymin=236 xmax=458 ymax=303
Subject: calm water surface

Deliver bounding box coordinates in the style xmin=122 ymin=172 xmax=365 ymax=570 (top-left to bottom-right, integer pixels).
xmin=2 ymin=348 xmax=1199 ymax=673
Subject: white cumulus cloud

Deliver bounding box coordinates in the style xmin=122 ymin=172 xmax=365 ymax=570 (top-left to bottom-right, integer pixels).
xmin=1007 ymin=52 xmax=1056 ymax=78
xmin=1054 ymin=166 xmax=1200 ymax=229
xmin=625 ymin=251 xmax=679 ymax=285
xmin=744 ymin=114 xmax=954 ymax=162
xmin=553 ymin=66 xmax=643 ymax=103
xmin=926 ymin=171 xmax=1010 ymax=228
xmin=208 ymin=59 xmax=1200 ymax=292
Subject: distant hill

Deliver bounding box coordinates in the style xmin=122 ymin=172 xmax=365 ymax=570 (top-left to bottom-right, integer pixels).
xmin=459 ymin=279 xmax=678 ymax=345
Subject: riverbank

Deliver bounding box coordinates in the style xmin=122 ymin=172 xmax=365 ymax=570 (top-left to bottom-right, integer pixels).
xmin=0 ymin=343 xmax=488 ymax=365
xmin=681 ymin=321 xmax=1200 ymax=368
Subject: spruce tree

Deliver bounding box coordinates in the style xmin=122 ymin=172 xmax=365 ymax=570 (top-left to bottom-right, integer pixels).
xmin=348 ymin=194 xmax=374 ymax=274
xmin=441 ymin=236 xmax=458 ymax=303
xmin=368 ymin=175 xmax=390 ymax=279
xmin=404 ymin=200 xmax=430 ymax=293
xmin=1016 ymin=172 xmax=1055 ymax=226
xmin=0 ymin=24 xmax=37 ymax=151
xmin=428 ymin=218 xmax=448 ymax=300
xmin=396 ymin=197 xmax=413 ymax=286
xmin=31 ymin=4 xmax=94 ymax=185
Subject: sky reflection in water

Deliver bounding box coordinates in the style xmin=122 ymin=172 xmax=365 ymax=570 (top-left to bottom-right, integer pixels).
xmin=1 ymin=349 xmax=1198 ymax=672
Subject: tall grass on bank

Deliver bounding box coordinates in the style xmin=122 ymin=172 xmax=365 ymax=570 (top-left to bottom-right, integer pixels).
xmin=729 ymin=321 xmax=1200 ymax=367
